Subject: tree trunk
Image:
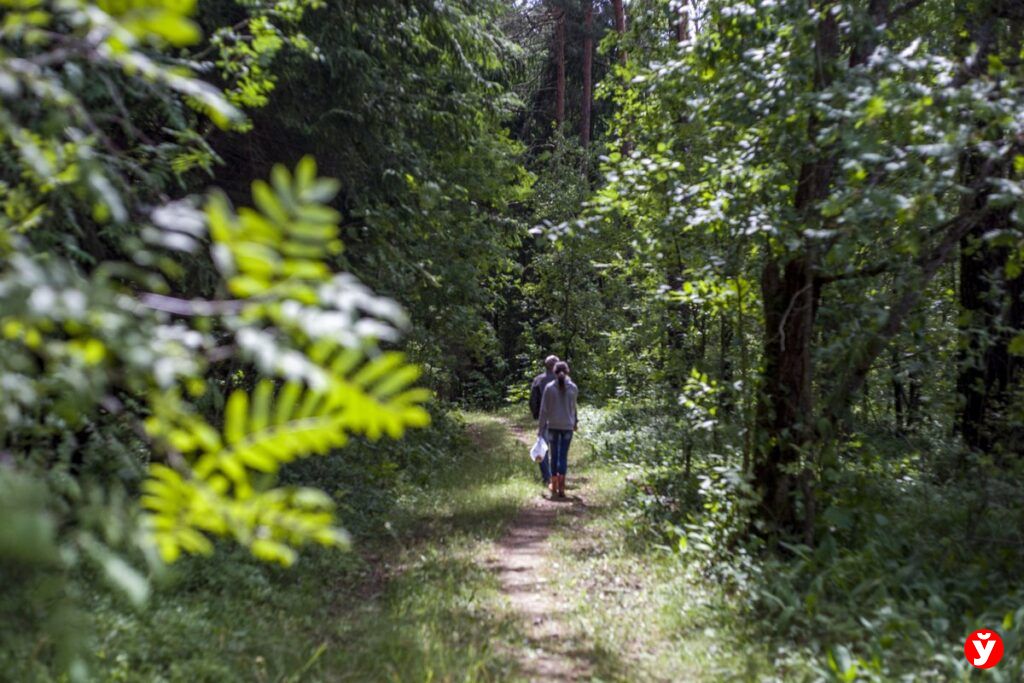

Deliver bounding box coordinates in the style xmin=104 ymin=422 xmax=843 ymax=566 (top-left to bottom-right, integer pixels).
xmin=737 ymin=276 xmax=753 ymax=472
xmin=613 ymin=0 xmax=625 ymax=34
xmin=753 ymin=2 xmax=839 ymax=542
xmin=849 ymin=0 xmax=889 ymax=66
xmin=756 ymin=256 xmax=816 ymax=536
xmin=611 ymin=0 xmax=630 ymax=153
xmin=555 ymin=8 xmax=566 ymax=126
xmin=612 ymin=0 xmax=626 ymax=64
xmin=956 ymin=183 xmax=1023 ymax=459
xmin=676 ymin=1 xmax=689 ymax=42
xmin=719 ymin=310 xmax=734 ymax=416
xmin=907 ymin=356 xmax=921 ymax=430
xmin=954 ymin=2 xmax=1024 ymax=463
xmin=665 ymin=266 xmax=692 ymax=392
xmin=891 ymin=347 xmax=905 ymax=432
xmin=580 ymin=0 xmax=593 ymax=148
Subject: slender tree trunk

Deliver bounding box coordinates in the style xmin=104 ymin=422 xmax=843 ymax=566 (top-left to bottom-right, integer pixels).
xmin=612 ymin=0 xmax=626 ymax=63
xmin=665 ymin=268 xmax=691 ymax=392
xmin=891 ymin=347 xmax=905 ymax=432
xmin=555 ymin=8 xmax=566 ymax=126
xmin=581 ymin=0 xmax=593 ymax=148
xmin=719 ymin=310 xmax=734 ymax=416
xmin=611 ymin=0 xmax=631 ymax=154
xmin=907 ymin=344 xmax=921 ymax=430
xmin=737 ymin=276 xmax=753 ymax=473
xmin=613 ymin=0 xmax=625 ymax=33
xmin=676 ymin=0 xmax=689 ymax=42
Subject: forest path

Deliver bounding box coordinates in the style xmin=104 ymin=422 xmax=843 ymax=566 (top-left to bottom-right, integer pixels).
xmin=489 ymin=419 xmax=592 ymax=682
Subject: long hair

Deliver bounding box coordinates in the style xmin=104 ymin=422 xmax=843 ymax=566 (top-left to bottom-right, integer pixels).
xmin=554 ymin=361 xmax=570 ymax=390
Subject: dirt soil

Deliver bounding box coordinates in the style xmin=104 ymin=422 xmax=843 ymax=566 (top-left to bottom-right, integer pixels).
xmin=491 ymin=421 xmax=591 ymax=682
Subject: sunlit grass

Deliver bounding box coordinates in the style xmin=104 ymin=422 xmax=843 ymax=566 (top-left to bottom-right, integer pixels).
xmin=545 ymin=417 xmax=775 ymax=682
xmin=88 ymin=405 xmax=789 ymax=682
xmin=89 ymin=410 xmax=543 ymax=682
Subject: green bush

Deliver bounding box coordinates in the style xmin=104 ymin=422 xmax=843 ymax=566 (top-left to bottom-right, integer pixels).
xmin=591 ymin=402 xmax=1024 ymax=680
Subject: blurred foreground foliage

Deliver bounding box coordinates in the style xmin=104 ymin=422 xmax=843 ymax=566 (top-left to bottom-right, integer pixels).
xmin=0 ymin=0 xmax=436 ymax=677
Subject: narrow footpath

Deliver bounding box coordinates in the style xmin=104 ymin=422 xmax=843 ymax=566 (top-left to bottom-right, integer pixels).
xmin=491 ymin=420 xmax=591 ymax=682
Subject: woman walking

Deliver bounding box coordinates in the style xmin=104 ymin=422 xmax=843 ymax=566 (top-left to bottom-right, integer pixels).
xmin=536 ymin=361 xmax=578 ymax=498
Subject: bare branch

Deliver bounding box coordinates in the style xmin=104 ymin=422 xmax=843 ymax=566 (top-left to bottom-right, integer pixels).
xmin=140 ymin=293 xmax=246 ymax=316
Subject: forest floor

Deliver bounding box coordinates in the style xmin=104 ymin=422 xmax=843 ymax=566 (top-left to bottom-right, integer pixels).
xmin=489 ymin=418 xmax=591 ymax=681
xmin=89 ymin=407 xmax=769 ymax=682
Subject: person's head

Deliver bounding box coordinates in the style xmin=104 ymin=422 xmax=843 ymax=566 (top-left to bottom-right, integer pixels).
xmin=554 ymin=361 xmax=570 ymax=388
xmin=544 ymin=355 xmax=559 ymax=372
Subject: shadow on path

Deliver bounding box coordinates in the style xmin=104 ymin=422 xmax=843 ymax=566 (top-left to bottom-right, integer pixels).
xmin=489 ymin=417 xmax=599 ymax=682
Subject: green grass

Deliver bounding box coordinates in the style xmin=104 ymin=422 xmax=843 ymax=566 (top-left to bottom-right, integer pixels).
xmin=88 ymin=410 xmax=543 ymax=683
xmin=542 ymin=408 xmax=775 ymax=682
xmin=85 ymin=405 xmax=791 ymax=682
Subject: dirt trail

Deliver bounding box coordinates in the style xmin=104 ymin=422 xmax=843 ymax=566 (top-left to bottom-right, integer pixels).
xmin=491 ymin=421 xmax=590 ymax=682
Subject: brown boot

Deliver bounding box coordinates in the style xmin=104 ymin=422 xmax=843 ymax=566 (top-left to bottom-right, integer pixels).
xmin=548 ymin=476 xmax=556 ymax=493
xmin=557 ymin=475 xmax=566 ymax=498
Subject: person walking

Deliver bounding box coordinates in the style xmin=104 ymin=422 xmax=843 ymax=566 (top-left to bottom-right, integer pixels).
xmin=529 ymin=355 xmax=558 ymax=486
xmin=536 ymin=361 xmax=578 ymax=498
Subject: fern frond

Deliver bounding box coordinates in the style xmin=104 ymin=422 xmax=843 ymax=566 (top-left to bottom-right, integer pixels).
xmin=141 ymin=464 xmax=349 ymax=566
xmin=194 ymin=380 xmax=352 ymax=495
xmin=140 ymin=160 xmax=429 ymax=566
xmin=208 ymin=156 xmax=342 ymax=300
xmin=141 ymin=345 xmax=430 ymax=563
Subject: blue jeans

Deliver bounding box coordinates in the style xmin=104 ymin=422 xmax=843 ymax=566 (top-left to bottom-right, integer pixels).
xmin=548 ymin=429 xmax=573 ymax=476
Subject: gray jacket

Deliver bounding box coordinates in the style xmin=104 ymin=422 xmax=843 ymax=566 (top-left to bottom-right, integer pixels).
xmin=537 ymin=379 xmax=578 ymax=436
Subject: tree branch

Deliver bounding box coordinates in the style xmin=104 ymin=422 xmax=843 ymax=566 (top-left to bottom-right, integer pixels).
xmin=140 ymin=293 xmax=246 ymax=316
xmin=822 ymin=207 xmax=992 ymax=424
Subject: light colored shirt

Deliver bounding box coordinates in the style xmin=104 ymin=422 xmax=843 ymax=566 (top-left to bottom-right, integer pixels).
xmin=537 ymin=378 xmax=578 ymax=436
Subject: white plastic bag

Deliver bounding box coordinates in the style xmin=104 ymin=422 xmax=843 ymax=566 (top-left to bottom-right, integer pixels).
xmin=529 ymin=436 xmax=548 ymax=462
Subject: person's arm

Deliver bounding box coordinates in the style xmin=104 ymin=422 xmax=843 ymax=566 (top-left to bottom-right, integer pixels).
xmin=537 ymin=388 xmax=549 ymax=437
xmin=529 ymin=379 xmax=541 ymax=420
xmin=572 ymin=387 xmax=579 ymax=430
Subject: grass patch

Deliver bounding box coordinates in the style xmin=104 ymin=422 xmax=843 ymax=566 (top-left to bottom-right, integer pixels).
xmin=543 ymin=407 xmax=774 ymax=682
xmin=88 ymin=410 xmax=541 ymax=682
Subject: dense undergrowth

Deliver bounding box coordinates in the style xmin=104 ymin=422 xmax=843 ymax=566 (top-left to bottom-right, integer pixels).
xmin=589 ymin=404 xmax=1024 ymax=681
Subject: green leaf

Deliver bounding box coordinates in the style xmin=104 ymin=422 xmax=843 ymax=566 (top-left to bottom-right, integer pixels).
xmin=224 ymin=390 xmax=248 ymax=445
xmin=250 ymin=379 xmax=273 ymax=433
xmin=252 ymin=180 xmax=289 ymax=224
xmin=864 ymin=96 xmax=886 ymax=121
xmin=1008 ymin=333 xmax=1024 ymax=357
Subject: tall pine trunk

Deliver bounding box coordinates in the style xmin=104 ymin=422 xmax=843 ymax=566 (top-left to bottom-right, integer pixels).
xmin=612 ymin=0 xmax=626 ymax=63
xmin=555 ymin=7 xmax=566 ymax=126
xmin=580 ymin=0 xmax=593 ymax=148
xmin=675 ymin=1 xmax=689 ymax=42
xmin=613 ymin=0 xmax=625 ymax=33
